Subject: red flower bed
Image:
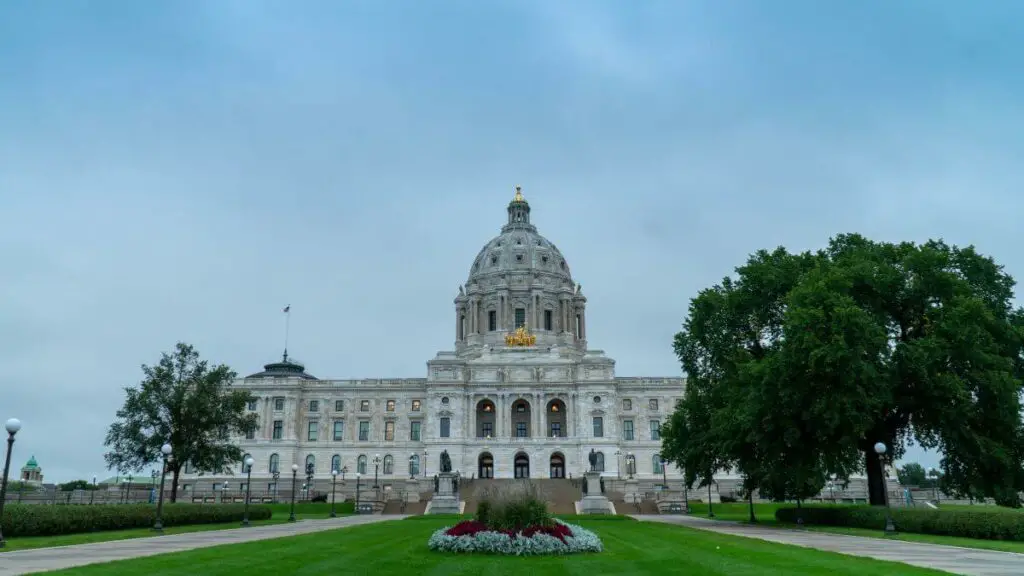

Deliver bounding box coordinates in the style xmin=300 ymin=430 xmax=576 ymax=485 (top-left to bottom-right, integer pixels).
xmin=445 ymin=520 xmax=574 ymax=543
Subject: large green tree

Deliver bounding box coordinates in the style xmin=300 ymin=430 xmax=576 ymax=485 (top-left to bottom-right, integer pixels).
xmin=104 ymin=342 xmax=256 ymax=503
xmin=896 ymin=462 xmax=928 ymax=487
xmin=667 ymin=234 xmax=1024 ymax=506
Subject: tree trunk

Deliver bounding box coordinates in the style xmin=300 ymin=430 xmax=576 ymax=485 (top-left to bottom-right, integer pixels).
xmin=864 ymin=449 xmax=886 ymax=506
xmin=748 ymin=489 xmax=756 ymax=523
xmin=170 ymin=467 xmax=180 ymax=503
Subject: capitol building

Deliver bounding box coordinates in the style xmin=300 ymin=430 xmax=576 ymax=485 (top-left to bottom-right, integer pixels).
xmin=186 ymin=188 xmax=688 ymax=493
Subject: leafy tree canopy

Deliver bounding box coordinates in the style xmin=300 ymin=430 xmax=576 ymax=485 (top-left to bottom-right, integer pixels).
xmin=666 ymin=234 xmax=1024 ymax=506
xmin=104 ymin=342 xmax=257 ymax=502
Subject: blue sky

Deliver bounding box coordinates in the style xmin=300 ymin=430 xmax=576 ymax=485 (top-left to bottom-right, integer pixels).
xmin=1 ymin=0 xmax=1021 ymax=482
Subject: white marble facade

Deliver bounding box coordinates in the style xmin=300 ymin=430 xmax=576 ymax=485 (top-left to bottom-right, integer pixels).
xmin=185 ymin=188 xmax=687 ymax=491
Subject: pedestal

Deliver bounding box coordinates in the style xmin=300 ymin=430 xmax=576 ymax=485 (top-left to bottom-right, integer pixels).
xmin=578 ymin=471 xmax=613 ymax=515
xmin=405 ymin=478 xmax=421 ymax=503
xmin=428 ymin=473 xmax=460 ymax=514
xmin=623 ymin=478 xmax=640 ymax=504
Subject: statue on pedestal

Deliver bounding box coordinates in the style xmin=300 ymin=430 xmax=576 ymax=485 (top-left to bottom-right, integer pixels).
xmin=588 ymin=448 xmax=598 ymax=472
xmin=440 ymin=450 xmax=452 ymax=473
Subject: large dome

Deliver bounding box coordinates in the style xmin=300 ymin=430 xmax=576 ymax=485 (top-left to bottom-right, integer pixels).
xmin=466 ymin=186 xmax=573 ymax=288
xmin=453 ymin=186 xmax=588 ymax=351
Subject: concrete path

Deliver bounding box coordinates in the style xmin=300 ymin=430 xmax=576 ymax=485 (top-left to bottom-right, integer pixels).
xmin=0 ymin=515 xmax=405 ymax=575
xmin=632 ymin=514 xmax=1024 ymax=576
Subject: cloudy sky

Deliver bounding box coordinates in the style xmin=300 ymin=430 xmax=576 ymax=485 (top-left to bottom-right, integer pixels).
xmin=2 ymin=0 xmax=1020 ymax=482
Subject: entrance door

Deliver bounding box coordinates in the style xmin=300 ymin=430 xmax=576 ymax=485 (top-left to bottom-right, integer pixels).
xmin=550 ymin=454 xmax=565 ymax=478
xmin=514 ymin=453 xmax=530 ymax=479
xmin=478 ymin=453 xmax=494 ymax=479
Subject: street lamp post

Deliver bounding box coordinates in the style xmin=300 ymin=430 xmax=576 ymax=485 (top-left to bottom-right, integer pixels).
xmin=341 ymin=466 xmax=348 ymax=485
xmin=289 ymin=464 xmax=298 ymax=522
xmin=153 ymin=443 xmax=173 ymax=532
xmin=355 ymin=473 xmax=362 ymax=512
xmin=330 ymin=470 xmax=338 ymax=518
xmin=827 ymin=481 xmax=835 ymax=504
xmin=422 ymin=450 xmax=428 ymax=478
xmin=372 ymin=454 xmax=381 ymax=488
xmin=615 ymin=450 xmax=622 ymax=479
xmin=660 ymin=458 xmax=668 ymax=488
xmin=90 ymin=475 xmax=97 ymax=504
xmin=223 ymin=481 xmax=229 ymax=503
xmin=928 ymin=467 xmax=941 ymax=503
xmin=409 ymin=454 xmax=416 ymax=479
xmin=0 ymin=418 xmax=23 ymax=548
xmin=241 ymin=456 xmax=254 ymax=527
xmin=874 ymin=442 xmax=896 ymax=535
xmin=272 ymin=471 xmax=280 ymax=503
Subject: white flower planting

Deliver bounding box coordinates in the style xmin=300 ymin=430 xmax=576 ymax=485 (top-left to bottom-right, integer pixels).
xmin=427 ymin=520 xmax=604 ymax=555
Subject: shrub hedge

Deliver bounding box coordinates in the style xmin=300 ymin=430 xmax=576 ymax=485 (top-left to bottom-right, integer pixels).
xmin=775 ymin=505 xmax=1024 ymax=541
xmin=1 ymin=503 xmax=273 ymax=538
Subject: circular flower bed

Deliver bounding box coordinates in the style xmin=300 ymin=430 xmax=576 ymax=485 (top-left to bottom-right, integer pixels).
xmin=428 ymin=519 xmax=603 ymax=555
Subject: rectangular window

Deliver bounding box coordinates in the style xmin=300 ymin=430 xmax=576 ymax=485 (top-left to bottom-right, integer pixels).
xmin=623 ymin=419 xmax=634 ymax=441
xmin=544 ymin=310 xmax=553 ymax=331
xmin=649 ymin=399 xmax=659 ymax=411
xmin=516 ymin=422 xmax=527 ymax=438
xmin=488 ymin=310 xmax=497 ymax=331
xmin=273 ymin=397 xmax=285 ymax=411
xmin=245 ymin=426 xmax=255 ymax=440
xmin=360 ymin=400 xmax=370 ymax=412
xmin=333 ymin=420 xmax=344 ymax=441
xmin=622 ymin=399 xmax=632 ymax=411
xmin=247 ymin=400 xmax=257 ymax=411
xmin=514 ymin=308 xmax=526 ymax=328
xmin=272 ymin=420 xmax=283 ymax=440
xmin=650 ymin=419 xmax=661 ymax=441
xmin=593 ymin=416 xmax=604 ymax=437
xmin=440 ymin=417 xmax=451 ymax=438
xmin=411 ymin=421 xmax=421 ymax=441
xmin=358 ymin=421 xmax=370 ymax=441
xmin=482 ymin=422 xmax=493 ymax=437
xmin=268 ymin=482 xmax=276 ymax=493
xmin=309 ymin=400 xmax=319 ymax=412
xmin=550 ymin=422 xmax=561 ymax=437
xmin=307 ymin=421 xmax=318 ymax=442
xmin=384 ymin=421 xmax=395 ymax=441
xmin=411 ymin=400 xmax=421 ymax=412
xmin=335 ymin=400 xmax=344 ymax=412
xmin=386 ymin=400 xmax=395 ymax=412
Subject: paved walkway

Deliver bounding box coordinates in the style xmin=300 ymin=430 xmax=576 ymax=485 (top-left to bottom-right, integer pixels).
xmin=632 ymin=514 xmax=1024 ymax=576
xmin=0 ymin=515 xmax=404 ymax=575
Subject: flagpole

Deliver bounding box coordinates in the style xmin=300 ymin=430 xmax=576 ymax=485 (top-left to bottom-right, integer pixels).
xmin=283 ymin=305 xmax=291 ymax=362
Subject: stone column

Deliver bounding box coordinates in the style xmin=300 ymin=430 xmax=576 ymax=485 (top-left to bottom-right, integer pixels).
xmin=580 ymin=309 xmax=586 ymax=340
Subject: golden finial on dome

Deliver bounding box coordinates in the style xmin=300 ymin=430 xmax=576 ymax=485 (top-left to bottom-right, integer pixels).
xmin=513 ymin=185 xmax=525 ymax=202
xmin=504 ymin=323 xmax=537 ymax=347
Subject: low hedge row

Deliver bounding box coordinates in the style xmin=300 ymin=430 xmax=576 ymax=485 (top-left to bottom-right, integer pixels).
xmin=776 ymin=505 xmax=1024 ymax=541
xmin=1 ymin=503 xmax=273 ymax=538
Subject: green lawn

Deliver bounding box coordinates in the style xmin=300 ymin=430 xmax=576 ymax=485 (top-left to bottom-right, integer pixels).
xmin=43 ymin=516 xmax=947 ymax=576
xmin=0 ymin=502 xmax=350 ymax=553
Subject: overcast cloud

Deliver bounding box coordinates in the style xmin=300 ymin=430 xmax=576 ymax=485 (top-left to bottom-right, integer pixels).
xmin=1 ymin=0 xmax=1021 ymax=482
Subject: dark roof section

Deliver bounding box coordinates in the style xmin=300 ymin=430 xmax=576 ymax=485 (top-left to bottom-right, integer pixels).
xmin=244 ymin=352 xmax=318 ymax=380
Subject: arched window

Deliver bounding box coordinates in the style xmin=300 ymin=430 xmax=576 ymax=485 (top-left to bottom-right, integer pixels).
xmin=331 ymin=454 xmax=341 ymax=474
xmin=242 ymin=453 xmax=252 ymax=472
xmin=357 ymin=454 xmax=367 ymax=475
xmin=595 ymin=451 xmax=605 ymax=472
xmin=653 ymin=454 xmax=664 ymax=474
xmin=269 ymin=453 xmax=280 ymax=474
xmin=383 ymin=454 xmax=394 ymax=475
xmin=305 ymin=454 xmax=316 ymax=474
xmin=409 ymin=454 xmax=420 ymax=477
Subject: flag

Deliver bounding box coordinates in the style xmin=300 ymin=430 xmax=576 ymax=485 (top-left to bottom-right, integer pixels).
xmin=283 ymin=305 xmax=290 ymax=313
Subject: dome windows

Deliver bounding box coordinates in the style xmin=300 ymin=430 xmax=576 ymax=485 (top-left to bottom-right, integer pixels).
xmin=515 ymin=254 xmax=523 ymax=263
xmin=541 ymin=255 xmax=549 ymax=264
xmin=491 ymin=256 xmax=498 ymax=265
